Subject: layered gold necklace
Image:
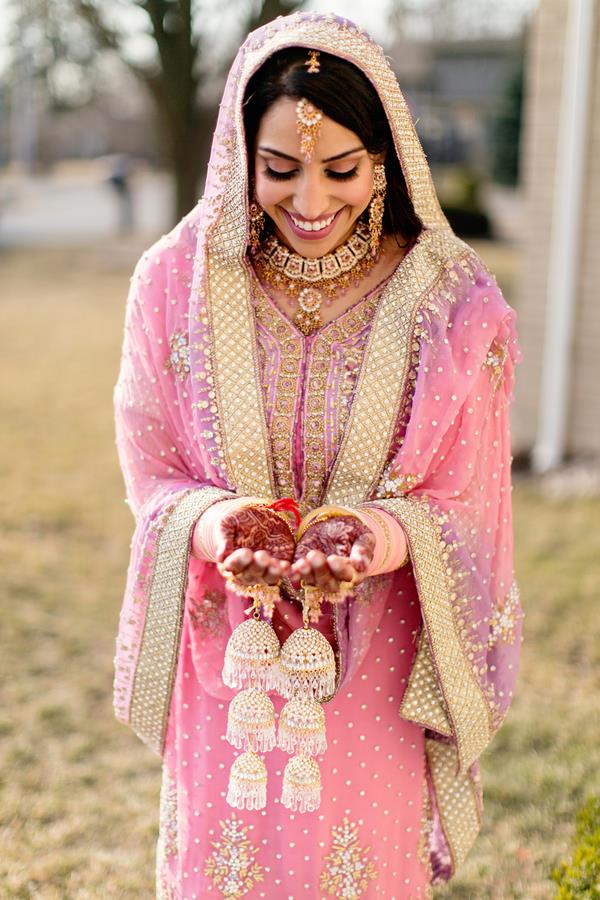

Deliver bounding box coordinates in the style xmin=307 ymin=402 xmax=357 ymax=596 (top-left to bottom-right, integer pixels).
xmin=252 ymin=220 xmax=378 ymax=335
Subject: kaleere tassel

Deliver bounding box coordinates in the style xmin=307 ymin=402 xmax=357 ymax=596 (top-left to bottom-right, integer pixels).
xmin=226 ymin=750 xmax=268 ymax=810
xmin=278 ymin=600 xmax=336 ymax=702
xmin=281 ymin=754 xmax=322 ymax=813
xmin=226 ymin=687 xmax=276 ymax=752
xmin=222 ymin=597 xmax=281 ymax=691
xmin=278 ymin=696 xmax=327 ymax=756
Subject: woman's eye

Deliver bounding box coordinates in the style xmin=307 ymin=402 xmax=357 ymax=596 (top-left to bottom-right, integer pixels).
xmin=264 ymin=166 xmax=297 ymax=181
xmin=326 ymin=166 xmax=359 ymax=181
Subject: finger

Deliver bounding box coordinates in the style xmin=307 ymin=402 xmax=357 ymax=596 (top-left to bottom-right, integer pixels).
xmin=327 ymin=554 xmax=355 ymax=582
xmin=307 ymin=551 xmax=341 ymax=592
xmin=215 ymin=536 xmax=237 ymax=564
xmin=290 ymin=556 xmax=315 ymax=588
xmin=350 ymin=533 xmax=375 ymax=573
xmin=222 ymin=547 xmax=254 ymax=573
xmin=238 ymin=553 xmax=268 ymax=584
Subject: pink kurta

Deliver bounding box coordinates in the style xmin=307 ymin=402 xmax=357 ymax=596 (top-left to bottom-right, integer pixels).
xmin=155 ymin=282 xmax=433 ymax=899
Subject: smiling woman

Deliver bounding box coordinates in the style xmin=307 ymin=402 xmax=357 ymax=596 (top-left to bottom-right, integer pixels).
xmin=112 ymin=13 xmax=523 ymax=900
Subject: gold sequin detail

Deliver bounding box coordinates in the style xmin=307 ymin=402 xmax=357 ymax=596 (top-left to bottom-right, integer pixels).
xmin=488 ymin=581 xmax=521 ymax=649
xmin=319 ymin=817 xmax=378 ymax=898
xmin=164 ymin=329 xmax=190 ymax=381
xmin=129 ymin=486 xmax=232 ymax=755
xmin=204 ymin=815 xmax=264 ymax=898
xmin=483 ymin=336 xmax=509 ymax=389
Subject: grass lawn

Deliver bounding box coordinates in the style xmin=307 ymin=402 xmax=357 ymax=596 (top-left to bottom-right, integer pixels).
xmin=0 ymin=240 xmax=598 ymax=898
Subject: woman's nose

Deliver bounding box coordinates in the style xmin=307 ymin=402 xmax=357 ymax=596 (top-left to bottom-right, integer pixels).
xmin=292 ymin=176 xmax=329 ymax=220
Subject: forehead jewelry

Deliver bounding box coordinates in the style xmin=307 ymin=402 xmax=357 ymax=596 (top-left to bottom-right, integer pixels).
xmin=295 ymin=97 xmax=323 ymax=162
xmin=305 ymin=50 xmax=320 ymax=74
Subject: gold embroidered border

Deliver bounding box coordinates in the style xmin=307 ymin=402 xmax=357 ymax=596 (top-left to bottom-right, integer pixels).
xmin=250 ymin=277 xmax=304 ymax=502
xmin=207 ymin=256 xmax=276 ymax=499
xmin=425 ymin=738 xmax=482 ymax=874
xmin=369 ymin=495 xmax=493 ymax=772
xmin=302 ymin=298 xmax=379 ymax=514
xmin=130 ymin=486 xmax=233 ymax=755
xmin=324 ymin=230 xmax=470 ymax=508
xmin=398 ymin=629 xmax=452 ymax=737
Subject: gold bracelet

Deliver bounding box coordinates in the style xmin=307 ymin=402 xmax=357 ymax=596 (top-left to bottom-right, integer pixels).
xmin=356 ymin=507 xmax=392 ymax=571
xmin=296 ymin=505 xmax=360 ymax=541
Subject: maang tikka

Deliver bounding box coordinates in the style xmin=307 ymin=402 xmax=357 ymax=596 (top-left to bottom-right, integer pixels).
xmin=296 ymin=98 xmax=323 ymax=163
xmin=369 ymin=163 xmax=387 ymax=256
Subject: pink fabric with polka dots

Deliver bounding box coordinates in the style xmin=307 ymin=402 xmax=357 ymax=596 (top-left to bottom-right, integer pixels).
xmin=157 ymin=569 xmax=431 ymax=899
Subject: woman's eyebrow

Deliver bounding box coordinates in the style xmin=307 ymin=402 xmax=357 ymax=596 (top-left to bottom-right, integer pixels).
xmin=257 ymin=146 xmax=365 ymax=163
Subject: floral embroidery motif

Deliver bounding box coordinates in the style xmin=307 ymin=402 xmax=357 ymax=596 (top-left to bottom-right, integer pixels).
xmin=188 ymin=588 xmax=227 ymax=636
xmin=488 ymin=582 xmax=521 ymax=648
xmin=165 ymin=330 xmax=191 ymax=381
xmin=483 ymin=338 xmax=508 ymax=390
xmin=319 ymin=817 xmax=378 ymax=897
xmin=374 ymin=464 xmax=420 ymax=499
xmin=204 ymin=815 xmax=264 ymax=898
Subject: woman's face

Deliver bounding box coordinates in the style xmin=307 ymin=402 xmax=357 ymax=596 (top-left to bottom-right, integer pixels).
xmin=253 ymin=97 xmax=378 ymax=258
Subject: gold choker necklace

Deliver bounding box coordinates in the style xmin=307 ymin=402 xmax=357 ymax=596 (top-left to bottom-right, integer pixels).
xmin=252 ymin=220 xmax=378 ymax=335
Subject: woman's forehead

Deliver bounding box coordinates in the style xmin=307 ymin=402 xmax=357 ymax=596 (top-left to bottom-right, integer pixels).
xmin=255 ymin=97 xmax=365 ymax=159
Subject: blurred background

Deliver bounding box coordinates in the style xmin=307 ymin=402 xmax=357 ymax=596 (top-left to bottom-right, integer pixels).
xmin=1 ymin=1 xmax=599 ymax=897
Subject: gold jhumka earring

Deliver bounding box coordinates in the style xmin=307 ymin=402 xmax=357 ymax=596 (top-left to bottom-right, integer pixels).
xmin=369 ymin=163 xmax=387 ymax=257
xmin=296 ymin=98 xmax=323 ymax=163
xmin=248 ymin=201 xmax=265 ymax=252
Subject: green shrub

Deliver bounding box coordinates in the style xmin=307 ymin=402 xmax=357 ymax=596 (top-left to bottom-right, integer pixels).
xmin=551 ymin=797 xmax=600 ymax=898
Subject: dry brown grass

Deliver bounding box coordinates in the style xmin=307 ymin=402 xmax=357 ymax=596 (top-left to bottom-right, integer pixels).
xmin=0 ymin=240 xmax=598 ymax=898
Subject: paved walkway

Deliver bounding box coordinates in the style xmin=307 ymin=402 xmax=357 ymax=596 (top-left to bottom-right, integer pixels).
xmin=0 ymin=163 xmax=174 ymax=247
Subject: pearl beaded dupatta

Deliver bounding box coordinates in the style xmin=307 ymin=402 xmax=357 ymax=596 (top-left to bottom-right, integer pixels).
xmin=113 ymin=11 xmax=522 ymax=882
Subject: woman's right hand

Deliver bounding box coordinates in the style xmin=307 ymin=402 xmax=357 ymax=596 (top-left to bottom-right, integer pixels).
xmin=215 ymin=505 xmax=295 ymax=586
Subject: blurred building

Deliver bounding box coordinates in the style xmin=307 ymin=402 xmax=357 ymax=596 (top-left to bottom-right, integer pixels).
xmin=514 ymin=0 xmax=599 ymax=466
xmin=389 ymin=35 xmax=523 ymax=176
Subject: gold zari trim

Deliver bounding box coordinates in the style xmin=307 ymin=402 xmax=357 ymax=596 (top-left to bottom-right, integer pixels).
xmin=207 ymin=256 xmax=276 ymax=499
xmin=425 ymin=738 xmax=482 ymax=872
xmin=130 ymin=485 xmax=233 ymax=755
xmin=369 ymin=496 xmax=493 ymax=772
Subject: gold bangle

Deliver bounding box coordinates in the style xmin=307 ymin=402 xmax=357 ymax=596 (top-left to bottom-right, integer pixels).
xmin=296 ymin=505 xmax=359 ymax=541
xmin=357 ymin=507 xmax=392 ymax=571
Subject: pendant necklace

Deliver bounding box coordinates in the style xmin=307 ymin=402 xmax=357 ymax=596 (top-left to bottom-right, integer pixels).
xmin=252 ymin=220 xmax=378 ymax=335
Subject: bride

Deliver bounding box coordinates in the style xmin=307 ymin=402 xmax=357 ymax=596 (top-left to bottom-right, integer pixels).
xmin=112 ymin=12 xmax=523 ymax=898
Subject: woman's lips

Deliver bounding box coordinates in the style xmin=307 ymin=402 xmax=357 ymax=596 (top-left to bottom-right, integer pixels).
xmin=280 ymin=207 xmax=343 ymax=241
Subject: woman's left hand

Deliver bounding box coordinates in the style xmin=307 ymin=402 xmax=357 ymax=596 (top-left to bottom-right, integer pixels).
xmin=290 ymin=514 xmax=375 ymax=592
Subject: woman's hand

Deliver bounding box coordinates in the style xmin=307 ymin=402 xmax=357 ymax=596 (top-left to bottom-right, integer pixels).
xmin=290 ymin=514 xmax=375 ymax=593
xmin=216 ymin=505 xmax=295 ymax=586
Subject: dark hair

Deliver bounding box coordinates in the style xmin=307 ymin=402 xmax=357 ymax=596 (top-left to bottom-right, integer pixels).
xmin=243 ymin=48 xmax=423 ymax=247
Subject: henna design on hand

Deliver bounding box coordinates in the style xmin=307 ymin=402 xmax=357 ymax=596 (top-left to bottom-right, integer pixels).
xmin=294 ymin=516 xmax=375 ymax=563
xmin=218 ymin=506 xmax=295 ymax=562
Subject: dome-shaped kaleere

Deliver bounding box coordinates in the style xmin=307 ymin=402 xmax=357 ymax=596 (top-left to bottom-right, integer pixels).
xmin=278 ymin=625 xmax=336 ymax=701
xmin=226 ymin=687 xmax=276 ymax=752
xmin=226 ymin=750 xmax=268 ymax=811
xmin=278 ymin=696 xmax=327 ymax=756
xmin=222 ymin=616 xmax=281 ymax=691
xmin=281 ymin=754 xmax=322 ymax=813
